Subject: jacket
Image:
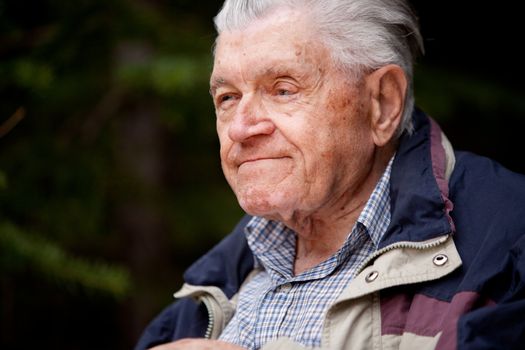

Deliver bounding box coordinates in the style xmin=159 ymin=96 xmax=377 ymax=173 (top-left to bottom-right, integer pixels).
xmin=135 ymin=110 xmax=525 ymax=350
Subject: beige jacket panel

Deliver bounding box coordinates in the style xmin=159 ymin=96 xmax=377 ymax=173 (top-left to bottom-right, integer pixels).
xmin=340 ymin=235 xmax=461 ymax=301
xmin=321 ymin=235 xmax=460 ymax=350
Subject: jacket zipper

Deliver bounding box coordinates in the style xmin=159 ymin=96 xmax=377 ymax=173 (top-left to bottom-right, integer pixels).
xmin=202 ymin=297 xmax=215 ymax=339
xmin=355 ymin=234 xmax=450 ymax=276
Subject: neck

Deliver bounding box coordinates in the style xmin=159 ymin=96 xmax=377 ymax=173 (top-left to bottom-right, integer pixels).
xmin=290 ymin=145 xmax=395 ymax=275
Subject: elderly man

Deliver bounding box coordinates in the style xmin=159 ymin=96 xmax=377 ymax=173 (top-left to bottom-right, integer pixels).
xmin=136 ymin=0 xmax=525 ymax=349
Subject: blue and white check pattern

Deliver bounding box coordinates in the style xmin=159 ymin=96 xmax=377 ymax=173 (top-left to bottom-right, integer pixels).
xmin=219 ymin=157 xmax=394 ymax=349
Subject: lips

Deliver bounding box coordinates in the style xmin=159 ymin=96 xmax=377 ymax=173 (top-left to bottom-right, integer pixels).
xmin=237 ymin=156 xmax=290 ymax=167
xmin=240 ymin=157 xmax=280 ymax=164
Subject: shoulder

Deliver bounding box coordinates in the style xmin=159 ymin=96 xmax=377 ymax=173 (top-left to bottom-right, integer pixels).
xmin=449 ymin=151 xmax=525 ymax=275
xmin=183 ymin=215 xmax=254 ymax=297
xmin=451 ymin=151 xmax=525 ymax=221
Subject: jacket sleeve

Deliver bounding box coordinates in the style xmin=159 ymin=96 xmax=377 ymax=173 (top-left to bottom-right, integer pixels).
xmin=134 ymin=297 xmax=209 ymax=350
xmin=457 ymin=235 xmax=525 ymax=350
xmin=457 ymin=300 xmax=525 ymax=350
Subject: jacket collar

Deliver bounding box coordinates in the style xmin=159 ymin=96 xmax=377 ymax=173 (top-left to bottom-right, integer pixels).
xmin=380 ymin=108 xmax=455 ymax=248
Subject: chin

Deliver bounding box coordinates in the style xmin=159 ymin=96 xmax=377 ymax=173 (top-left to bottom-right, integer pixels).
xmin=236 ymin=187 xmax=297 ymax=221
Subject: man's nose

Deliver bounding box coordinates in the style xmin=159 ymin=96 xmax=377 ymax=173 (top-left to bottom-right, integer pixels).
xmin=227 ymin=95 xmax=275 ymax=142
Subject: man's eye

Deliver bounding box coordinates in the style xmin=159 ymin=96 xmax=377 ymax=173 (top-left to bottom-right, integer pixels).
xmin=216 ymin=94 xmax=237 ymax=107
xmin=273 ymin=81 xmax=298 ymax=97
xmin=220 ymin=95 xmax=233 ymax=102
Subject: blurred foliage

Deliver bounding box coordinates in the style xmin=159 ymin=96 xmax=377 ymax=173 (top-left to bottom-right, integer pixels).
xmin=0 ymin=0 xmax=240 ymax=349
xmin=0 ymin=0 xmax=523 ymax=349
xmin=0 ymin=221 xmax=130 ymax=298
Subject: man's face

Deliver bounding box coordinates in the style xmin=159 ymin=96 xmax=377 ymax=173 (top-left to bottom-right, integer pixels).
xmin=210 ymin=10 xmax=376 ymax=222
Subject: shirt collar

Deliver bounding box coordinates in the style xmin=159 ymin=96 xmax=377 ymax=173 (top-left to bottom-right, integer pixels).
xmin=355 ymin=155 xmax=394 ymax=247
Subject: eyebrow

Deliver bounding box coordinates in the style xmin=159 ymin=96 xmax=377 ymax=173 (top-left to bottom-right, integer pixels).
xmin=209 ymin=77 xmax=227 ymax=95
xmin=209 ymin=63 xmax=307 ymax=95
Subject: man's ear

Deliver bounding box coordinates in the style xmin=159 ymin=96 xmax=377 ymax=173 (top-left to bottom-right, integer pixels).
xmin=366 ymin=64 xmax=407 ymax=147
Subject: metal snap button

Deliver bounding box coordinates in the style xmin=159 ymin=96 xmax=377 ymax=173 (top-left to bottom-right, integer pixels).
xmin=433 ymin=254 xmax=448 ymax=266
xmin=280 ymin=283 xmax=292 ymax=292
xmin=365 ymin=270 xmax=379 ymax=283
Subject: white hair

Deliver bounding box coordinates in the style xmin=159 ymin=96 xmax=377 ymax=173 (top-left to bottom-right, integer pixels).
xmin=213 ymin=0 xmax=424 ymax=136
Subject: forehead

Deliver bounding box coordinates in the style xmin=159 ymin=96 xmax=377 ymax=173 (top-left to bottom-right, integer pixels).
xmin=211 ymin=10 xmax=331 ymax=84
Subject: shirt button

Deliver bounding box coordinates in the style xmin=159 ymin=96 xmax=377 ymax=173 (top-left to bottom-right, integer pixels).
xmin=280 ymin=283 xmax=292 ymax=292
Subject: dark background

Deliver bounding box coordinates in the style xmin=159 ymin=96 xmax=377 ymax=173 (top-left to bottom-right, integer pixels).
xmin=0 ymin=1 xmax=523 ymax=349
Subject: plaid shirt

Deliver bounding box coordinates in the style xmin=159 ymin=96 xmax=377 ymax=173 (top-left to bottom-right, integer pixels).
xmin=219 ymin=158 xmax=393 ymax=349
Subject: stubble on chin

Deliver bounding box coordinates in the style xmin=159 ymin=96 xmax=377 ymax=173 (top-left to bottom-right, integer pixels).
xmin=234 ymin=183 xmax=300 ymax=222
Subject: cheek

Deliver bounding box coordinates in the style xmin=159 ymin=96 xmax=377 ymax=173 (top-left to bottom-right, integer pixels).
xmin=216 ymin=122 xmax=231 ymax=157
xmin=327 ymin=88 xmax=371 ymax=144
xmin=303 ymin=94 xmax=372 ymax=172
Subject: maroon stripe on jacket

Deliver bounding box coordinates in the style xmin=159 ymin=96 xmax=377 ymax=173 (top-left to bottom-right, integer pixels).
xmin=381 ymin=291 xmax=495 ymax=348
xmin=428 ymin=117 xmax=455 ymax=233
xmin=435 ymin=292 xmax=496 ymax=350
